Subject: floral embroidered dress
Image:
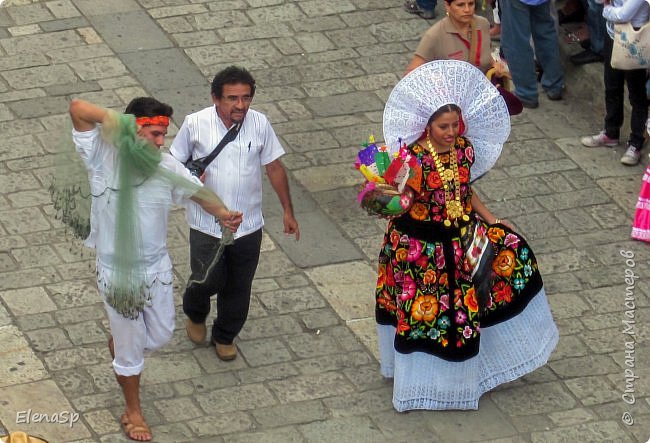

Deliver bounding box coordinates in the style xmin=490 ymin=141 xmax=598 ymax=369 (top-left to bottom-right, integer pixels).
xmin=375 ymin=136 xmax=543 ymax=361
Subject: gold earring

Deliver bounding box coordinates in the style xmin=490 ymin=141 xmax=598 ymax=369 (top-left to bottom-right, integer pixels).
xmin=446 ymin=11 xmax=449 ymax=16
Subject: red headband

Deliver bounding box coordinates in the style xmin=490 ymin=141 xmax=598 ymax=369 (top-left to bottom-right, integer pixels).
xmin=135 ymin=115 xmax=170 ymax=127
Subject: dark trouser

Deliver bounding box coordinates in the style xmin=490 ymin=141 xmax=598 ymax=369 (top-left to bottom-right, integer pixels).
xmin=603 ymin=36 xmax=649 ymax=149
xmin=183 ymin=228 xmax=262 ymax=344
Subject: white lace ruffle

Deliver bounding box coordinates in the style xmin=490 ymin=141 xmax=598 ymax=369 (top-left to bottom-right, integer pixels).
xmin=378 ymin=287 xmax=558 ymax=411
xmin=382 ymin=60 xmax=511 ymax=180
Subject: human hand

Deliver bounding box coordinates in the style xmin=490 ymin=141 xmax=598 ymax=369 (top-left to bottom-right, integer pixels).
xmin=283 ymin=213 xmax=300 ymax=241
xmin=220 ymin=210 xmax=243 ymax=232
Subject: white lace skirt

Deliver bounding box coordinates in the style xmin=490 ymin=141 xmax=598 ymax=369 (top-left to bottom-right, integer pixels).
xmin=377 ymin=287 xmax=558 ymax=411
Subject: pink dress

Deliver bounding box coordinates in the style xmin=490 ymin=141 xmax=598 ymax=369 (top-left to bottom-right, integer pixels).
xmin=632 ymin=165 xmax=650 ymax=242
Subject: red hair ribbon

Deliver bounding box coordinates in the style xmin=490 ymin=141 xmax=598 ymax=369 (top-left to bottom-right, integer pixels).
xmin=135 ymin=115 xmax=170 ymax=127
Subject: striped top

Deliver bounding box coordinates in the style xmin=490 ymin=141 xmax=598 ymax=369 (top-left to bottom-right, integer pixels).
xmin=170 ymin=105 xmax=285 ymax=239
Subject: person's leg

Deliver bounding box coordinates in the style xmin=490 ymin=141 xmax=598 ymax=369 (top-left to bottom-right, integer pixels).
xmin=105 ymin=302 xmax=151 ymax=441
xmin=603 ymin=37 xmax=625 ymax=140
xmin=212 ymin=229 xmax=263 ymax=346
xmin=500 ymin=0 xmax=539 ymax=105
xmin=625 ymin=68 xmax=649 ymax=149
xmin=183 ymin=229 xmax=222 ymax=329
xmin=143 ymin=272 xmax=175 ymax=352
xmin=530 ymin=1 xmax=564 ymax=97
xmin=586 ymin=0 xmax=605 ymax=55
xmin=417 ymin=0 xmax=437 ymax=9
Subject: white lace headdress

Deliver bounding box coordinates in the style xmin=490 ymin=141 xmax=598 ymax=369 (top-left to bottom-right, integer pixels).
xmin=383 ymin=60 xmax=511 ymax=180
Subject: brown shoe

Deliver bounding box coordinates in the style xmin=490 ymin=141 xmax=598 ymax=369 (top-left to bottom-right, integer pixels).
xmin=214 ymin=342 xmax=237 ymax=361
xmin=185 ymin=319 xmax=206 ymax=344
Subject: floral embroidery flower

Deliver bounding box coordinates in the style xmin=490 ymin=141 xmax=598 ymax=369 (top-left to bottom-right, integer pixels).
xmin=455 ymin=310 xmax=467 ymax=324
xmin=397 ymin=319 xmax=410 ymax=333
xmin=394 ymin=270 xmax=404 ymax=283
xmin=439 ymin=272 xmax=448 ymax=288
xmin=492 ymin=249 xmax=516 ymax=278
xmin=514 ymin=278 xmax=526 ymax=290
xmin=435 ymin=245 xmax=445 ymax=268
xmin=437 ymin=316 xmax=450 ymax=329
xmin=399 ymin=275 xmax=417 ymax=301
xmin=377 ymin=291 xmax=397 ymax=311
xmin=376 ymin=264 xmax=386 ymax=288
xmin=426 ymin=171 xmax=443 ymax=189
xmin=441 ymin=337 xmax=449 ymax=347
xmin=411 ymin=294 xmax=439 ymax=322
xmin=412 ymin=144 xmax=423 ymax=154
xmin=504 ymin=233 xmax=520 ymax=249
xmin=463 ymin=325 xmax=473 ymax=339
xmin=452 ymin=240 xmax=463 ymax=263
xmin=395 ymin=248 xmax=408 ymax=262
xmin=425 ymin=243 xmax=435 ymax=257
xmin=409 ymin=328 xmax=425 ymax=339
xmin=389 ymin=230 xmax=400 ymax=250
xmin=415 ymin=254 xmax=428 ymax=269
xmin=487 ymin=227 xmax=506 ymax=243
xmin=463 ymin=287 xmax=479 ymax=313
xmin=423 ymin=269 xmax=437 ymax=285
xmin=520 ymin=247 xmax=529 ymax=261
xmin=433 ymin=189 xmax=445 ymax=205
xmin=465 ymin=146 xmax=474 ymax=163
xmin=427 ymin=328 xmax=441 ymax=339
xmin=458 ymin=166 xmax=469 ymax=183
xmin=400 ymin=192 xmax=413 ymax=209
xmin=492 ymin=281 xmax=512 ymax=303
xmin=523 ymin=264 xmax=532 ymax=277
xmin=440 ymin=294 xmax=449 ymax=310
xmin=409 ymin=202 xmax=428 ymax=221
xmin=407 ymin=238 xmax=423 ymax=262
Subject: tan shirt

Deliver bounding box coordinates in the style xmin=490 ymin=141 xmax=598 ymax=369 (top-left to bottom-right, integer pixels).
xmin=415 ymin=16 xmax=492 ymax=73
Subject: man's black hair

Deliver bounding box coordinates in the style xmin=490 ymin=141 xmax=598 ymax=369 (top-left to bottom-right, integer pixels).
xmin=124 ymin=97 xmax=173 ymax=118
xmin=211 ymin=66 xmax=256 ymax=98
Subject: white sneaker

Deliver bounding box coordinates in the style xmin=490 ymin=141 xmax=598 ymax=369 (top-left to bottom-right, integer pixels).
xmin=580 ymin=131 xmax=619 ymax=147
xmin=620 ymin=144 xmax=641 ymax=166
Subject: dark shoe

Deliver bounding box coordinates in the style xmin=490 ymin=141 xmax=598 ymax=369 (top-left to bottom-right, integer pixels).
xmin=186 ymin=319 xmax=207 ymax=344
xmin=580 ymin=39 xmax=591 ymax=50
xmin=213 ymin=341 xmax=237 ymax=361
xmin=516 ymin=95 xmax=539 ymax=109
xmin=570 ymin=49 xmax=604 ymax=65
xmin=546 ymin=89 xmax=563 ymax=101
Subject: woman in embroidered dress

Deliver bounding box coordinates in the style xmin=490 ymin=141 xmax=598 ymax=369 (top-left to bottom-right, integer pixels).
xmin=375 ymin=60 xmax=558 ymax=411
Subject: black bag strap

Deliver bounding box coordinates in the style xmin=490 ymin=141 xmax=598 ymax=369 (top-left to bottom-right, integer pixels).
xmin=199 ymin=122 xmax=241 ymax=167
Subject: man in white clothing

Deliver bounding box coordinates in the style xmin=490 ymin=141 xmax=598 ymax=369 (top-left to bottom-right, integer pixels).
xmin=171 ymin=66 xmax=299 ymax=361
xmin=69 ymin=97 xmax=242 ymax=441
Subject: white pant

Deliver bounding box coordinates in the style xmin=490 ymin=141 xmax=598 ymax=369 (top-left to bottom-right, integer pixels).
xmin=102 ymin=270 xmax=175 ymax=376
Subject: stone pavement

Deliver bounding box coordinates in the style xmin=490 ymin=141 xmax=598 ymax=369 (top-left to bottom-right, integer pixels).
xmin=0 ymin=0 xmax=648 ymax=441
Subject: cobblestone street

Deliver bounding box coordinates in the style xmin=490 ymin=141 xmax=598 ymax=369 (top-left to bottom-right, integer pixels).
xmin=0 ymin=0 xmax=648 ymax=441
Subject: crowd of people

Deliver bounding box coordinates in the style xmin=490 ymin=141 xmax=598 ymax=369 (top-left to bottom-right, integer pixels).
xmin=405 ymin=0 xmax=649 ymax=166
xmin=54 ymin=1 xmax=650 ymax=440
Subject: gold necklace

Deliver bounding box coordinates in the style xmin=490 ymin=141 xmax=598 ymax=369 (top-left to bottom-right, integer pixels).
xmin=425 ymin=134 xmax=469 ymax=227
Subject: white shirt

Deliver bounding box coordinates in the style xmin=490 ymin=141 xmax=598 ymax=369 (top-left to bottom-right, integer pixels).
xmin=170 ymin=106 xmax=285 ymax=239
xmin=603 ymin=0 xmax=650 ymax=38
xmin=73 ymin=127 xmax=200 ymax=274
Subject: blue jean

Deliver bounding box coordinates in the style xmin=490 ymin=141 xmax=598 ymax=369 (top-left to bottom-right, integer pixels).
xmin=585 ymin=0 xmax=606 ymax=54
xmin=417 ymin=0 xmax=437 ymax=10
xmin=500 ymin=0 xmax=564 ymax=103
